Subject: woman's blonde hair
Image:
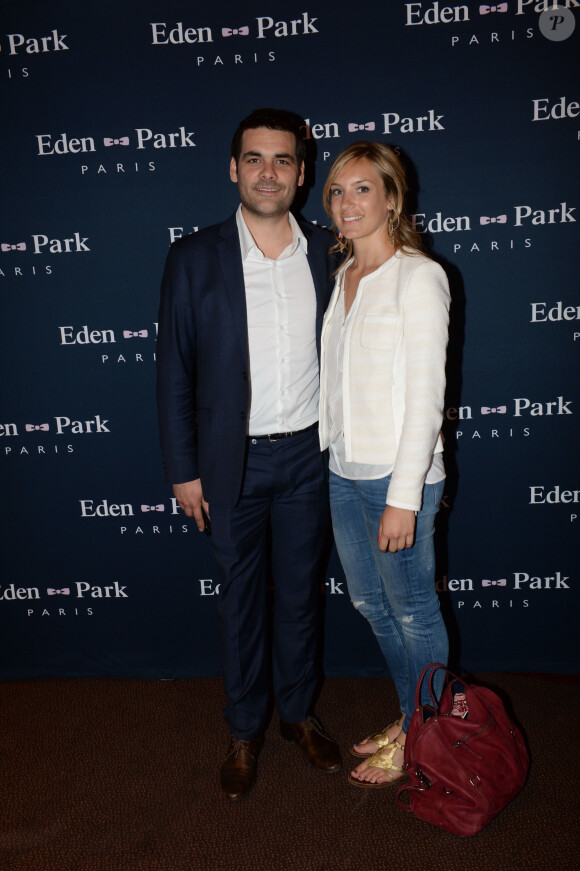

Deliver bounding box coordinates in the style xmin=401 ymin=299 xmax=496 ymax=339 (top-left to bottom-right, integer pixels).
xmin=322 ymin=141 xmax=425 ymax=259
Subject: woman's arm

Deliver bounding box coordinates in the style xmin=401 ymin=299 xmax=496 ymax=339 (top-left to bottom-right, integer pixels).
xmin=386 ymin=260 xmax=450 ymax=513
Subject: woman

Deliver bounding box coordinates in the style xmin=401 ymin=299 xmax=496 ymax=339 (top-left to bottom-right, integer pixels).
xmin=319 ymin=142 xmax=450 ymax=787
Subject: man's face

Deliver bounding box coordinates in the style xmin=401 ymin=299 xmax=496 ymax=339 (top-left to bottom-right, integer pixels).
xmin=230 ymin=127 xmax=305 ymax=219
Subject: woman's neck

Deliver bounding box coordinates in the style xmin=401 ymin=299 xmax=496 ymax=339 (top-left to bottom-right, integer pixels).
xmin=351 ymin=237 xmax=395 ymax=273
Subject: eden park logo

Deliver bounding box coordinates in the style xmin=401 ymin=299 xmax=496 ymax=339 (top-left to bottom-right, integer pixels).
xmin=1 ymin=233 xmax=89 ymax=254
xmin=150 ymin=13 xmax=320 ymax=44
xmin=1 ymin=416 xmax=110 ymax=438
xmin=436 ymin=571 xmax=571 ymax=591
xmin=445 ymin=396 xmax=573 ymax=419
xmin=0 ymin=581 xmax=128 ymax=601
xmin=58 ymin=325 xmax=155 ymax=345
xmin=4 ymin=29 xmax=69 ymax=54
xmin=36 ymin=128 xmax=196 ymax=155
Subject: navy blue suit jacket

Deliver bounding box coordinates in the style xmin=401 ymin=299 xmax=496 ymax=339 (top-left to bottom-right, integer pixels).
xmin=157 ymin=212 xmax=335 ymax=508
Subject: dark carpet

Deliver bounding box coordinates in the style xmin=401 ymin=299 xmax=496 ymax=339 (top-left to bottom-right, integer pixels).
xmin=1 ymin=673 xmax=578 ymax=871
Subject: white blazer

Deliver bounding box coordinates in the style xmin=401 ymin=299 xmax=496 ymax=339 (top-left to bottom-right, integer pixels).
xmin=319 ymin=249 xmax=450 ymax=511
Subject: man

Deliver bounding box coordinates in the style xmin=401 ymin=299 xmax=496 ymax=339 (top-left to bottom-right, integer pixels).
xmin=156 ymin=108 xmax=341 ymax=801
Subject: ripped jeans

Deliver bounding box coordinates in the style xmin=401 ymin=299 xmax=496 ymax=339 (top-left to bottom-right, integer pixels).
xmin=329 ymin=471 xmax=448 ymax=734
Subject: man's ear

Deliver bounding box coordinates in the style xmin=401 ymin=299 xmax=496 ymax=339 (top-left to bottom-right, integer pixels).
xmin=229 ymin=156 xmax=238 ymax=183
xmin=297 ymin=161 xmax=305 ymax=187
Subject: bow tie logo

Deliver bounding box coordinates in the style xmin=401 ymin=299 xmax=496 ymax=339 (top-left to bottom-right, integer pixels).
xmin=482 ymin=579 xmax=507 ymax=587
xmin=1 ymin=242 xmax=27 ymax=252
xmin=141 ymin=504 xmax=165 ymax=512
xmin=26 ymin=423 xmax=50 ymax=432
xmin=481 ymin=406 xmax=507 ymax=415
xmin=480 ymin=215 xmax=507 ymax=225
xmin=103 ymin=137 xmax=130 ymax=147
xmin=48 ymin=588 xmax=71 ymax=595
xmin=222 ymin=26 xmax=250 ymax=37
xmin=348 ymin=122 xmax=376 ymax=133
xmin=123 ymin=330 xmax=148 ymax=338
xmin=480 ymin=3 xmax=508 ymax=13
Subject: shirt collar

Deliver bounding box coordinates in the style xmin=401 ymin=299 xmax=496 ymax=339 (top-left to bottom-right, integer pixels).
xmin=236 ymin=204 xmax=308 ymax=261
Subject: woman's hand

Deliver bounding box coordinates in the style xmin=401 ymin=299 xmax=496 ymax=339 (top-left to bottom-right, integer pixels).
xmin=378 ymin=506 xmax=416 ymax=553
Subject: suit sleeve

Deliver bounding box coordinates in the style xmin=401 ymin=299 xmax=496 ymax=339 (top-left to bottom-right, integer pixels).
xmin=156 ymin=244 xmax=199 ymax=484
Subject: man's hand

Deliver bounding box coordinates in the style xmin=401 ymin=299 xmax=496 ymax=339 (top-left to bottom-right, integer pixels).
xmin=173 ymin=479 xmax=209 ymax=533
xmin=377 ymin=506 xmax=416 ymax=553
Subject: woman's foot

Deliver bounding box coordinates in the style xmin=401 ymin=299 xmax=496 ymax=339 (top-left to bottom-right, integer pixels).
xmin=351 ymin=715 xmax=404 ymax=758
xmin=349 ymin=730 xmax=406 ymax=787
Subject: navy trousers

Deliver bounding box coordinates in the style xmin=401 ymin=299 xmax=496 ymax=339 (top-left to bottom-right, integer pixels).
xmin=209 ymin=427 xmax=330 ymax=740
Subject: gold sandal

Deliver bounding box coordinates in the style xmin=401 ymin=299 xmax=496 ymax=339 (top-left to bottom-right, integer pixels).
xmin=348 ymin=739 xmax=407 ymax=789
xmin=350 ymin=715 xmax=404 ymax=758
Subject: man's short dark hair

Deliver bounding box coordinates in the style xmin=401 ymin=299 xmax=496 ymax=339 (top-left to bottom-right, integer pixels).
xmin=230 ymin=108 xmax=306 ymax=167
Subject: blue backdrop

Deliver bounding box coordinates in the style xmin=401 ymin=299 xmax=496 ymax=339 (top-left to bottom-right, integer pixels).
xmin=1 ymin=0 xmax=578 ymax=678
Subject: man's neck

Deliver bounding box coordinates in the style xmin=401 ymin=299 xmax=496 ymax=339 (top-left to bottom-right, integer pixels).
xmin=241 ymin=206 xmax=294 ymax=260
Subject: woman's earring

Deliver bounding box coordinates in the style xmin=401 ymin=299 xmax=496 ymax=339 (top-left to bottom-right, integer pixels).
xmin=336 ymin=231 xmax=347 ymax=253
xmin=388 ymin=215 xmax=395 ymax=247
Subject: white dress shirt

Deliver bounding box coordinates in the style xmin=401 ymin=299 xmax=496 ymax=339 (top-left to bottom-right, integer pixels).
xmin=236 ymin=205 xmax=319 ymax=435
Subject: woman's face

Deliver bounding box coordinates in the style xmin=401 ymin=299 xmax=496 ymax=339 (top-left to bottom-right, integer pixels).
xmin=328 ymin=158 xmax=393 ymax=247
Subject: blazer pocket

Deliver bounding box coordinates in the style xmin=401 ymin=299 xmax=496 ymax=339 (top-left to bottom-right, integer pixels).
xmin=359 ymin=315 xmax=397 ymax=351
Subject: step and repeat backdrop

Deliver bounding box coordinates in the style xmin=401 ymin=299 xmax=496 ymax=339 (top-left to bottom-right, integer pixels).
xmin=1 ymin=0 xmax=578 ymax=678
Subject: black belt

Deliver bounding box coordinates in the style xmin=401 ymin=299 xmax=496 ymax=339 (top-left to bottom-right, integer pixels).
xmin=249 ymin=421 xmax=318 ymax=442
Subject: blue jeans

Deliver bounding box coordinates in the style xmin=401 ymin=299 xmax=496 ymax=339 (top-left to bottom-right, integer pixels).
xmin=329 ymin=471 xmax=448 ymax=733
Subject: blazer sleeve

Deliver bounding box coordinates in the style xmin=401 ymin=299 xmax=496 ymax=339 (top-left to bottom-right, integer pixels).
xmin=156 ymin=243 xmax=199 ymax=484
xmin=387 ymin=260 xmax=450 ymax=511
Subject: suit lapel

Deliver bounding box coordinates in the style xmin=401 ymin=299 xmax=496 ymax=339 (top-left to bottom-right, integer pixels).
xmin=301 ymin=221 xmax=329 ymax=356
xmin=217 ymin=214 xmax=250 ymax=364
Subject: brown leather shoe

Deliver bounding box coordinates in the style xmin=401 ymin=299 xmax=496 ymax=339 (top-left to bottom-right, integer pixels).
xmin=280 ymin=716 xmax=342 ymax=774
xmin=220 ymin=734 xmax=264 ymax=801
